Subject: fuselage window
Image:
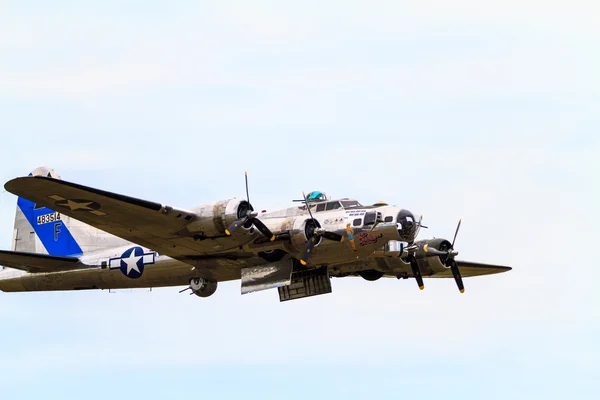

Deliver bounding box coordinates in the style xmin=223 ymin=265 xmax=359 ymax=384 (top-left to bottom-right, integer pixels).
xmin=316 ymin=203 xmax=326 ymax=212
xmin=353 ymin=218 xmax=362 ymax=227
xmin=326 ymin=201 xmax=342 ymax=211
xmin=364 ymin=212 xmax=377 ymax=225
xmin=384 ymin=216 xmax=394 ymax=223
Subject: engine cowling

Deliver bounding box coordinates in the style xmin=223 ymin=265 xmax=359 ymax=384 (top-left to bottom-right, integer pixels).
xmin=414 ymin=238 xmax=452 ymax=273
xmin=185 ymin=199 xmax=252 ymax=237
xmin=289 ymin=217 xmax=322 ymax=252
xmin=190 ymin=278 xmax=218 ymax=298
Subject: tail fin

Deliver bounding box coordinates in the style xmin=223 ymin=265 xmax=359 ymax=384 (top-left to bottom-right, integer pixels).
xmin=11 ymin=166 xmax=127 ymax=256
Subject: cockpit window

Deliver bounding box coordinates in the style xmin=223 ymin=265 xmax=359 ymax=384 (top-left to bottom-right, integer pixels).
xmin=364 ymin=212 xmax=377 ymax=225
xmin=313 ymin=200 xmax=362 ymax=212
xmin=325 ymin=201 xmax=342 ymax=211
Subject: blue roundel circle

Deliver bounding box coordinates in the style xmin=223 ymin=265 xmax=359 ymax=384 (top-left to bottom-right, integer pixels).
xmin=119 ymin=246 xmax=147 ymax=279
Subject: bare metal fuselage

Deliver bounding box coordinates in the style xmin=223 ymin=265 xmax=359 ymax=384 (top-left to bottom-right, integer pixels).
xmin=0 ymin=203 xmax=413 ymax=293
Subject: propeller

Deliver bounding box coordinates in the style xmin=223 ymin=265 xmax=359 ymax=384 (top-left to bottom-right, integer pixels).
xmin=407 ymin=254 xmax=425 ymax=290
xmin=405 ymin=215 xmax=425 ymax=290
xmin=449 ymin=219 xmax=464 ymax=293
xmin=299 ymin=191 xmax=345 ymax=266
xmin=451 ymin=219 xmax=461 ymax=249
xmin=423 ymin=219 xmax=464 ymax=293
xmin=225 ymin=172 xmax=275 ymax=241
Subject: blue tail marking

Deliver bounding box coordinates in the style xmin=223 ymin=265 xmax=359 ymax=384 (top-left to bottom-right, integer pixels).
xmin=17 ymin=197 xmax=83 ymax=257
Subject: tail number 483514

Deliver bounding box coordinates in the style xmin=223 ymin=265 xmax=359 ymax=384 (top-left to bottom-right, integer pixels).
xmin=37 ymin=212 xmax=61 ymax=225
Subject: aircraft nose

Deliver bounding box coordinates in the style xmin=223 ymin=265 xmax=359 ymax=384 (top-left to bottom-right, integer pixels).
xmin=397 ymin=210 xmax=417 ymax=241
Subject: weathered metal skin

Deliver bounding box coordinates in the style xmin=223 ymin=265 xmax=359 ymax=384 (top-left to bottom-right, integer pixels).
xmin=0 ymin=200 xmax=413 ymax=293
xmin=185 ymin=199 xmax=252 ymax=237
xmin=0 ymin=172 xmax=511 ymax=297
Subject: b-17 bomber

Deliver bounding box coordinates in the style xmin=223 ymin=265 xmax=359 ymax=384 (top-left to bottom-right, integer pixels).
xmin=0 ymin=167 xmax=511 ymax=302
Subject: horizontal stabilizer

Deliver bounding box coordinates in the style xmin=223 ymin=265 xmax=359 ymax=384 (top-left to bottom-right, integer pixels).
xmin=0 ymin=250 xmax=91 ymax=273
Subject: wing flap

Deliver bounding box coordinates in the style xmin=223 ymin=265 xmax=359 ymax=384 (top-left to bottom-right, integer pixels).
xmin=430 ymin=261 xmax=512 ymax=278
xmin=240 ymin=258 xmax=294 ymax=295
xmin=0 ymin=250 xmax=91 ymax=273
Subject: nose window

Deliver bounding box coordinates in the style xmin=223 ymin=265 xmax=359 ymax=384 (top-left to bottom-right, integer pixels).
xmin=396 ymin=210 xmax=417 ymax=241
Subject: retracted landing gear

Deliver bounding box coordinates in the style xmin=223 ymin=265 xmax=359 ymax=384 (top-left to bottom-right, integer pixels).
xmin=179 ymin=277 xmax=218 ymax=298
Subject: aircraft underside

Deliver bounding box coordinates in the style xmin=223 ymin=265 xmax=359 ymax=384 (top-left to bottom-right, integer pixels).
xmin=0 ymin=251 xmax=510 ymax=302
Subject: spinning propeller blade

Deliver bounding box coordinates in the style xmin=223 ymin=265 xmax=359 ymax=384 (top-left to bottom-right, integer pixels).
xmin=449 ymin=219 xmax=463 ymax=292
xmin=452 ymin=219 xmax=462 ymax=249
xmin=300 ymin=237 xmax=317 ymax=266
xmin=244 ymin=171 xmax=250 ymax=204
xmin=252 ymin=218 xmax=276 ymax=241
xmin=450 ymin=259 xmax=464 ymax=293
xmin=408 ymin=255 xmax=425 ymax=290
xmin=225 ymin=217 xmax=249 ymax=236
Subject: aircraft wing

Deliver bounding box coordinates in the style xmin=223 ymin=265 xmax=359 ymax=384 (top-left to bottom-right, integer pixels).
xmin=4 ymin=176 xmax=234 ymax=260
xmin=0 ymin=250 xmax=91 ymax=273
xmin=430 ymin=261 xmax=512 ymax=278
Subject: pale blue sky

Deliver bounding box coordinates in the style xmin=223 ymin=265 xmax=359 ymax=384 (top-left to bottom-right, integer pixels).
xmin=0 ymin=1 xmax=599 ymax=399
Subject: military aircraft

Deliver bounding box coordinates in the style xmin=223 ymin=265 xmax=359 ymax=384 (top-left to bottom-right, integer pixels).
xmin=0 ymin=167 xmax=510 ymax=302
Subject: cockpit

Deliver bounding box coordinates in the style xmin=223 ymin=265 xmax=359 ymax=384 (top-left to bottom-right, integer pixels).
xmin=310 ymin=199 xmax=362 ymax=213
xmin=303 ymin=191 xmax=363 ymax=213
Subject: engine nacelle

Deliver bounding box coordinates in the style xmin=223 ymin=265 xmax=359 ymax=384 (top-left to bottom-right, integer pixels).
xmin=289 ymin=217 xmax=322 ymax=252
xmin=190 ymin=278 xmax=218 ymax=298
xmin=414 ymin=238 xmax=452 ymax=274
xmin=185 ymin=199 xmax=252 ymax=237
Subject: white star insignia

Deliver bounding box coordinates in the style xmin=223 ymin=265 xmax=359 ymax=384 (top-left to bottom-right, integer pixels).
xmin=122 ymin=251 xmax=142 ymax=276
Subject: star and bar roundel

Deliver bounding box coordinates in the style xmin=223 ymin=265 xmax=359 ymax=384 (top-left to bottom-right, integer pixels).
xmin=49 ymin=195 xmax=107 ymax=216
xmin=108 ymin=247 xmax=156 ymax=279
